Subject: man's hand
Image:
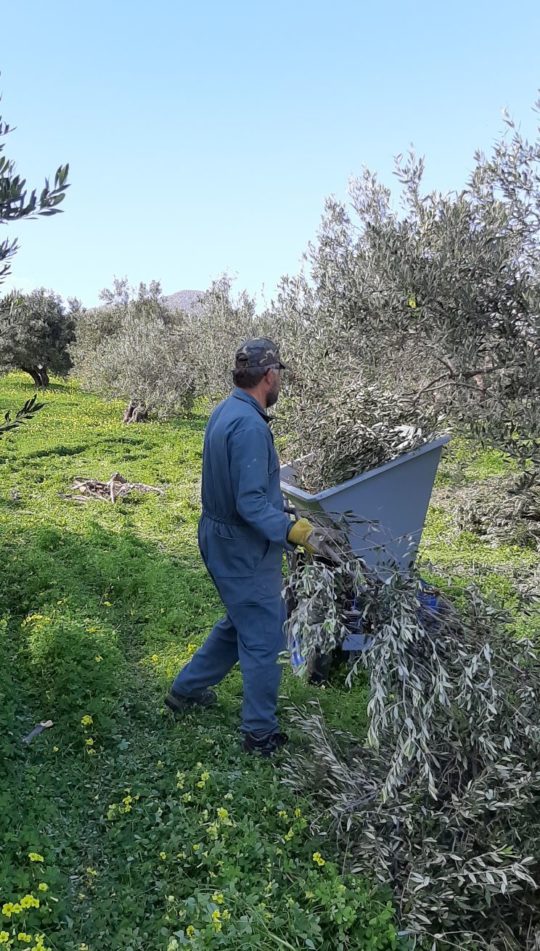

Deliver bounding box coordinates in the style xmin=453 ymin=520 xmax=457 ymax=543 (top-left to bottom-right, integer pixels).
xmin=288 ymin=518 xmax=344 ymax=564
xmin=288 ymin=517 xmax=316 ymax=553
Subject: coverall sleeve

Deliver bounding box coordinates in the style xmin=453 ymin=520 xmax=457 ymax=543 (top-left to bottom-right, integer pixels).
xmin=228 ymin=424 xmax=293 ymax=547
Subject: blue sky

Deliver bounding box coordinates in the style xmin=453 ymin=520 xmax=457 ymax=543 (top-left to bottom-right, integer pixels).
xmin=2 ymin=0 xmax=539 ymax=308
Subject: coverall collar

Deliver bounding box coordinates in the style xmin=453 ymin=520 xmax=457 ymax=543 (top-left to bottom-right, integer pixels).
xmin=232 ymin=387 xmax=272 ymax=423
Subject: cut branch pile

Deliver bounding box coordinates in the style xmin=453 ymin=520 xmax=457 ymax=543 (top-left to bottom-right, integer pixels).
xmin=64 ymin=472 xmax=164 ymax=504
xmin=284 ymin=517 xmax=540 ymax=949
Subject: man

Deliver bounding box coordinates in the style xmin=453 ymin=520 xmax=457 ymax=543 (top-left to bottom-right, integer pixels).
xmin=165 ymin=337 xmax=314 ymax=756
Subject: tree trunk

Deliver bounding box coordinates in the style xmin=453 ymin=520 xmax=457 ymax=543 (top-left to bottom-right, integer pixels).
xmin=20 ymin=365 xmax=50 ymax=388
xmin=21 ymin=365 xmax=42 ymax=387
xmin=123 ymin=400 xmax=149 ymax=424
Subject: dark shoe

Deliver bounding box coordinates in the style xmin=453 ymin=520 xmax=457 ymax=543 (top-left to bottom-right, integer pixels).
xmin=165 ymin=688 xmax=217 ymax=714
xmin=243 ymin=731 xmax=288 ymax=757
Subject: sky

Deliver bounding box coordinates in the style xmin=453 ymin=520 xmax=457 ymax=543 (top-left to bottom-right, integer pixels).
xmin=2 ymin=0 xmax=540 ymax=309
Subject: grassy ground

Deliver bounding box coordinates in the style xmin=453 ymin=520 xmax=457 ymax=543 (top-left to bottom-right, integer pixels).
xmin=2 ymin=374 xmax=538 ymax=951
xmin=422 ymin=441 xmax=540 ymax=639
xmin=0 ymin=375 xmax=395 ymax=951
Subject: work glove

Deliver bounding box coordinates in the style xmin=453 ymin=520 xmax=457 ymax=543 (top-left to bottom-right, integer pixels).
xmin=288 ymin=517 xmax=317 ymax=553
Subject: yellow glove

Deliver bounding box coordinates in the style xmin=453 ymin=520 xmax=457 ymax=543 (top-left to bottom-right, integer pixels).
xmin=288 ymin=517 xmax=316 ymax=554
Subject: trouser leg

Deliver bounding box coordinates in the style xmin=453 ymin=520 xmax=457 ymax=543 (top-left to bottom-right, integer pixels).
xmin=227 ymin=596 xmax=286 ymax=736
xmin=171 ymin=614 xmax=239 ymax=697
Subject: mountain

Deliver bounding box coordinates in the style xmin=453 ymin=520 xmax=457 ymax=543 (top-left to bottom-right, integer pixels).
xmin=163 ymin=290 xmax=204 ymax=314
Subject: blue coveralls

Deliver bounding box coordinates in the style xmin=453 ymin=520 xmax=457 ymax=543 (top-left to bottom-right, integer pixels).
xmin=171 ymin=388 xmax=293 ymax=736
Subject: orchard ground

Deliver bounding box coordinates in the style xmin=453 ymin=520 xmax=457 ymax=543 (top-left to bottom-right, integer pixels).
xmin=1 ymin=374 xmax=537 ymax=951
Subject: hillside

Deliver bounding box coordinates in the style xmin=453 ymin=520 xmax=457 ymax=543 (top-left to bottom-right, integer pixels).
xmin=163 ymin=289 xmax=203 ymax=314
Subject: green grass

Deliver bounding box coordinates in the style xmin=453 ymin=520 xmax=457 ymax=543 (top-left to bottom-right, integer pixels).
xmin=2 ymin=375 xmax=538 ymax=951
xmin=0 ymin=375 xmax=392 ymax=951
xmin=422 ymin=440 xmax=540 ymax=638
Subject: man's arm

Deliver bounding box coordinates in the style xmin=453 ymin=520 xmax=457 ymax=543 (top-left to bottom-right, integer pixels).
xmin=228 ymin=424 xmax=293 ymax=546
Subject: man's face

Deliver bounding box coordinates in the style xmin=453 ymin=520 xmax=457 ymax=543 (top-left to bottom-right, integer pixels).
xmin=266 ymin=368 xmax=282 ymax=408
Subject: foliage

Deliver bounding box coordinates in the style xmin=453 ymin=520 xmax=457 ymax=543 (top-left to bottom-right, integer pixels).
xmin=0 ymin=394 xmax=43 ymax=438
xmin=0 ymin=288 xmax=78 ymax=386
xmin=71 ymin=278 xmax=196 ymax=418
xmin=0 ymin=373 xmax=397 ymax=951
xmin=283 ymin=376 xmax=437 ymax=492
xmin=0 ymin=94 xmax=69 ymax=427
xmin=72 ymin=275 xmax=272 ymax=419
xmin=285 ymin=532 xmax=540 ymax=949
xmin=184 ymin=275 xmax=267 ymax=404
xmin=455 ymin=475 xmax=540 ymax=550
xmin=273 ymin=100 xmax=540 ymax=491
xmin=0 ymin=107 xmax=69 ymax=286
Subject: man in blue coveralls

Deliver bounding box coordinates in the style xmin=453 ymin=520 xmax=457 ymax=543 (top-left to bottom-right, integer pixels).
xmin=165 ymin=338 xmax=315 ymax=756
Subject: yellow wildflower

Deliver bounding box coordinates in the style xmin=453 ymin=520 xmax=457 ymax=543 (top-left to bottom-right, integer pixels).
xmin=176 ymin=771 xmax=185 ymax=789
xmin=85 ymin=738 xmax=94 ymax=747
xmin=181 ymin=793 xmax=192 ymax=803
xmin=216 ymin=807 xmax=229 ymax=822
xmin=2 ymin=903 xmax=14 ymax=917
xmin=28 ymin=853 xmax=44 ymax=863
xmin=159 ymin=852 xmax=167 ymax=861
xmin=278 ymin=810 xmax=287 ymax=819
xmin=80 ymin=715 xmax=93 ymax=728
xmin=86 ymin=748 xmax=97 ymax=756
xmin=222 ymin=909 xmax=231 ymax=921
xmin=186 ymin=925 xmax=196 ymax=938
xmin=212 ymin=892 xmax=224 ymax=904
xmin=312 ymin=851 xmax=326 ymax=867
xmin=0 ymin=934 xmax=8 ymax=945
xmin=407 ymin=295 xmax=417 ymax=309
xmin=94 ymin=655 xmax=103 ymax=662
xmin=284 ymin=828 xmax=294 ymax=841
xmin=37 ymin=883 xmax=48 ymax=892
xmin=18 ymin=935 xmax=33 ymax=944
xmin=192 ymin=843 xmax=201 ymax=852
xmin=20 ymin=895 xmax=40 ymax=909
xmin=294 ymin=807 xmax=303 ymax=818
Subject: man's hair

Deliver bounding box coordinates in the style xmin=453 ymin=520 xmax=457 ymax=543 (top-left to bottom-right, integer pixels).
xmin=232 ymin=366 xmax=268 ymax=389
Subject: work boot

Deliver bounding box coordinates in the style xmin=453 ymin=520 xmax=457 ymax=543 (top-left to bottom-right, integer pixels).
xmin=243 ymin=731 xmax=288 ymax=757
xmin=165 ymin=688 xmax=217 ymax=714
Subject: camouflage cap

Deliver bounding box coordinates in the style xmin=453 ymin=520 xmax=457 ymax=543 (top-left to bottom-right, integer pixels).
xmin=234 ymin=337 xmax=287 ymax=370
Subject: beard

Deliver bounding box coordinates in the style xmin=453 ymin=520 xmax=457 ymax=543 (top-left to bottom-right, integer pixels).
xmin=266 ymin=381 xmax=280 ymax=408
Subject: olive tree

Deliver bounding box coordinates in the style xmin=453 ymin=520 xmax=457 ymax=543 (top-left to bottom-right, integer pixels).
xmin=0 ymin=96 xmax=69 ymax=433
xmin=71 ymin=279 xmax=196 ymax=421
xmin=273 ymin=103 xmax=540 ymax=490
xmin=184 ymin=275 xmax=267 ymax=403
xmin=0 ymin=288 xmax=78 ymax=387
xmin=0 ymin=109 xmax=69 ymax=286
